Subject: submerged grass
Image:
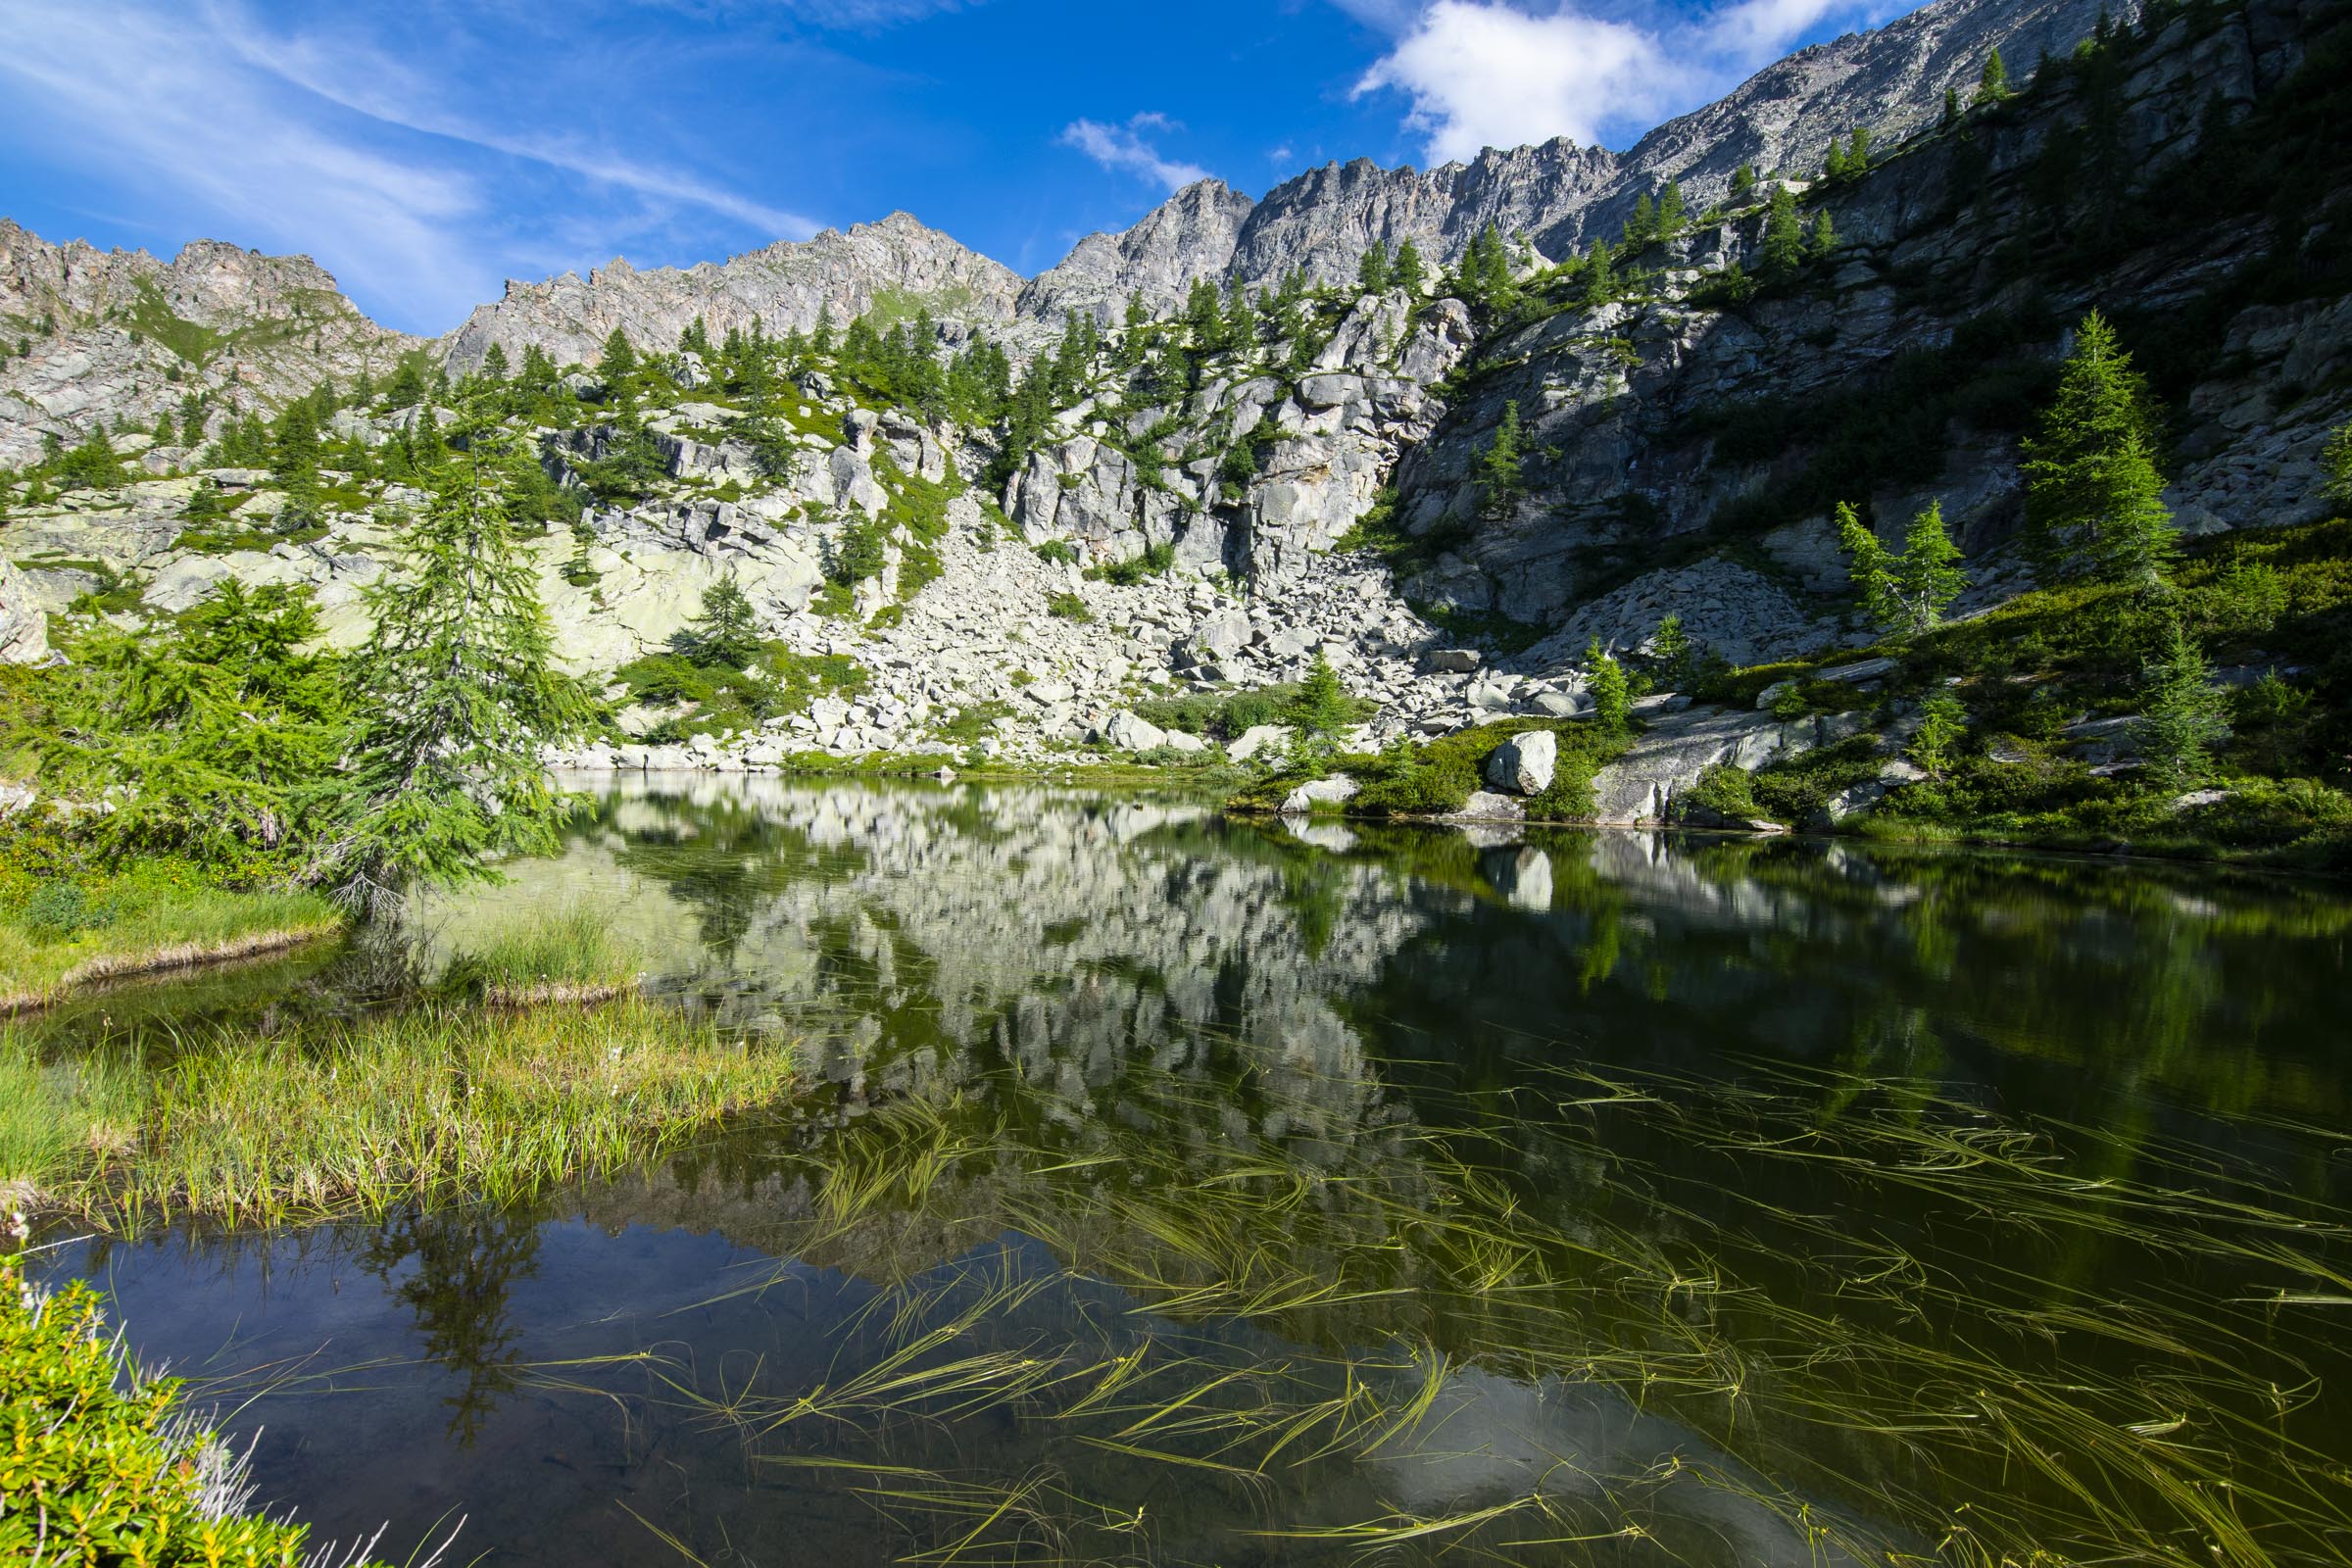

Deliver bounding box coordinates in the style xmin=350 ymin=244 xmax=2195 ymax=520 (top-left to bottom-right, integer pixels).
xmin=4 ymin=999 xmax=801 ymax=1226
xmin=612 ymin=1051 xmax=2352 ymax=1568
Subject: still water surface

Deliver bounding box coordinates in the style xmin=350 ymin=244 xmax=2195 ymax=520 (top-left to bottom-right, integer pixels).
xmin=35 ymin=777 xmax=2352 ymax=1566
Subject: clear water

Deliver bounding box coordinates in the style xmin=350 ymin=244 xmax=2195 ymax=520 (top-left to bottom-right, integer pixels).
xmin=32 ymin=777 xmax=2352 ymax=1566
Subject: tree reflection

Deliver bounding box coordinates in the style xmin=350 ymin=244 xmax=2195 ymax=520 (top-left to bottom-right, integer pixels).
xmin=362 ymin=1202 xmax=543 ymax=1445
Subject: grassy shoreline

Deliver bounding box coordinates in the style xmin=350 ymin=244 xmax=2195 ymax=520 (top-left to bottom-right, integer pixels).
xmin=0 ymin=869 xmax=349 ymax=1014
xmin=2 ymin=996 xmax=803 ymax=1229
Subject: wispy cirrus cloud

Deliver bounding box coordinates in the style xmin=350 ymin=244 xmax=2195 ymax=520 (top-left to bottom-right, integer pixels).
xmin=1351 ymin=0 xmax=1855 ymax=163
xmin=1058 ymin=113 xmax=1213 ymax=193
xmin=0 ymin=0 xmax=826 ymax=331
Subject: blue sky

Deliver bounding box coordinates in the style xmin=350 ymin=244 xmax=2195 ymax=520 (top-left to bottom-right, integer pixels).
xmin=0 ymin=0 xmax=1895 ymax=335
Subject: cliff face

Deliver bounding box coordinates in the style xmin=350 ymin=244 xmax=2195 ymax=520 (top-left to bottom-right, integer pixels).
xmin=441 ymin=214 xmax=1025 ymax=375
xmin=1385 ymin=0 xmax=2348 ymax=672
xmin=0 ymin=223 xmax=419 ymax=466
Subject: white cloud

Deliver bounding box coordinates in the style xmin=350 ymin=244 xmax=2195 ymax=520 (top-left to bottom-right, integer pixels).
xmin=0 ymin=0 xmax=489 ymax=327
xmin=212 ymin=8 xmax=820 ymax=242
xmin=1355 ymin=2 xmax=1681 ymax=162
xmin=1059 ymin=114 xmax=1212 ymax=192
xmin=1353 ymin=0 xmax=1861 ymax=163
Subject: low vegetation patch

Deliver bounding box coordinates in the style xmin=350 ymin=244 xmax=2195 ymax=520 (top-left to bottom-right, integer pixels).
xmin=0 ymin=1253 xmax=411 ymax=1566
xmin=0 ymin=851 xmax=344 ymax=1012
xmin=1229 ymin=717 xmax=1633 ymax=821
xmin=2 ymin=997 xmax=801 ymax=1227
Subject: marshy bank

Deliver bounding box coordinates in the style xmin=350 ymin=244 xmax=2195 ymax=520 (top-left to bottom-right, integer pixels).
xmin=13 ymin=776 xmax=2352 ymax=1567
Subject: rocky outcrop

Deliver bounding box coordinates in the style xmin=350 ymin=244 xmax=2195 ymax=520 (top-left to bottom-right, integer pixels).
xmin=443 ymin=214 xmax=1023 ymax=374
xmin=0 ymin=222 xmax=419 ymax=466
xmin=0 ymin=558 xmax=48 ymax=662
xmin=1017 ymin=180 xmax=1255 ymax=328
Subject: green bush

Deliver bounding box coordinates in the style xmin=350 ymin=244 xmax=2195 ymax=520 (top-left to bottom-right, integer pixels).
xmin=0 ymin=1255 xmax=389 ymax=1565
xmin=1032 ymin=539 xmax=1078 ymax=565
xmin=1085 ymin=541 xmax=1176 ymax=585
xmin=19 ymin=881 xmax=113 ymax=940
xmin=1046 ymin=590 xmax=1092 ymax=621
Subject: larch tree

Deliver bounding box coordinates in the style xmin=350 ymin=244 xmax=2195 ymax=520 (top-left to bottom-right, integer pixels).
xmin=1761 ymin=184 xmax=1804 ymax=279
xmin=1477 ymin=401 xmax=1528 ymax=519
xmin=2135 ymin=616 xmax=2230 ymax=787
xmin=2020 ymin=311 xmax=2178 ymax=585
xmin=314 ymin=414 xmax=592 ymax=915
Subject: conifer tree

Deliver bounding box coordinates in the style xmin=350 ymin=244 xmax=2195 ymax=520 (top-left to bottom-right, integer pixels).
xmin=2322 ymin=419 xmax=2352 ymax=512
xmin=1647 ymin=613 xmax=1697 ymax=688
xmin=1584 ymin=239 xmax=1616 ymax=304
xmin=1393 ymin=239 xmax=1428 ymax=295
xmin=1657 ymin=181 xmax=1687 ymax=237
xmin=1808 ymin=211 xmax=1838 ymax=258
xmin=1356 ymin=241 xmax=1393 ymax=293
xmin=1911 ymin=693 xmax=1969 ymax=776
xmin=1476 ymin=401 xmax=1527 ymax=518
xmin=1838 ymin=499 xmax=1969 ymax=637
xmin=1291 ymin=653 xmax=1355 ymax=748
xmin=1731 ymin=164 xmax=1758 ymax=200
xmin=479 ymin=342 xmax=510 ymax=383
xmin=1942 ymin=86 xmax=1962 ymax=126
xmin=1761 ymin=184 xmax=1804 ymax=279
xmin=1975 ymin=48 xmax=2011 ymax=105
xmin=1626 ymin=193 xmax=1656 ymax=246
xmin=315 ymin=415 xmax=591 ymax=914
xmin=684 ymin=569 xmax=762 ymax=669
xmin=597 ymin=327 xmax=637 ymax=388
xmin=2020 ymin=311 xmax=2177 ymax=584
xmin=1586 ymin=637 xmax=1632 ymax=732
xmin=2134 ymin=616 xmax=2229 ymax=787
xmin=1222 ymin=277 xmax=1254 ymax=352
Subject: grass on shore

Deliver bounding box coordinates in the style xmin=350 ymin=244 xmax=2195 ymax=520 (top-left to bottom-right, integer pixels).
xmin=442 ymin=904 xmax=645 ymax=1004
xmin=0 ymin=867 xmax=344 ymax=1013
xmin=1 ymin=998 xmax=801 ymax=1228
xmin=1226 ymin=717 xmax=1633 ymax=822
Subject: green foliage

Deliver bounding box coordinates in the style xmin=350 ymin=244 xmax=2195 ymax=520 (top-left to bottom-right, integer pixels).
xmin=2135 ymin=616 xmax=2230 ymax=788
xmin=614 ymin=644 xmax=865 ymax=739
xmin=44 ymin=433 xmax=127 ymax=493
xmin=1679 ymin=762 xmax=1760 ymax=822
xmin=1975 ymin=47 xmax=2012 ymax=106
xmin=2323 ymin=420 xmax=2352 ymax=512
xmin=0 ymin=1256 xmax=380 ymax=1566
xmin=1031 ymin=538 xmax=1078 ymax=566
xmin=316 ymin=417 xmax=592 ymax=912
xmin=37 ymin=581 xmax=347 ymax=866
xmin=1586 ymin=638 xmax=1632 ymax=732
xmin=1911 ymin=692 xmax=1971 ymax=776
xmin=1475 ymin=400 xmax=1527 ymax=519
xmin=681 ymin=569 xmax=762 ymax=669
xmin=1084 ymin=541 xmax=1176 ymax=585
xmin=830 ymin=512 xmax=890 ymax=587
xmin=1045 ymin=590 xmax=1092 ymax=621
xmin=1760 ymin=184 xmax=1804 ymax=280
xmin=1291 ymin=654 xmax=1356 ymax=749
xmin=1644 ymin=613 xmax=1700 ymax=689
xmin=1838 ymin=499 xmax=1968 ymax=637
xmin=2021 ymin=311 xmax=2178 ymax=584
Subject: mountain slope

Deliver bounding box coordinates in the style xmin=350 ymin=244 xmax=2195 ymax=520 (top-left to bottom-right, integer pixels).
xmin=0 ymin=222 xmax=419 ymax=466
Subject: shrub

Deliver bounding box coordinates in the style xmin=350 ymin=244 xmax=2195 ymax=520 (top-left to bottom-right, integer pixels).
xmin=0 ymin=1255 xmax=394 ymax=1565
xmin=1045 ymin=590 xmax=1092 ymax=621
xmin=1032 ymin=539 xmax=1078 ymax=566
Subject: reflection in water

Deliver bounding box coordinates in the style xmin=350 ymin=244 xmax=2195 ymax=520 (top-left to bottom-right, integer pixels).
xmin=37 ymin=777 xmax=2352 ymax=1566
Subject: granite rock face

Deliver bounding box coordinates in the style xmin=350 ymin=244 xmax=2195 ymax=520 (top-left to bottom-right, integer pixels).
xmin=0 ymin=222 xmax=419 ymax=466
xmin=444 ymin=214 xmax=1024 ymax=374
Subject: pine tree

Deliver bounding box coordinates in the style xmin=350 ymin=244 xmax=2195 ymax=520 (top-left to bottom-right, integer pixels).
xmin=1761 ymin=184 xmax=1804 ymax=279
xmin=1656 ymin=181 xmax=1687 ymax=238
xmin=152 ymin=411 xmax=176 ymax=446
xmin=2134 ymin=616 xmax=2229 ymax=787
xmin=1356 ymin=241 xmax=1393 ymax=293
xmin=2020 ymin=311 xmax=2178 ymax=584
xmin=1838 ymin=499 xmax=1969 ymax=637
xmin=1731 ymin=164 xmax=1758 ymax=201
xmin=2321 ymin=419 xmax=2352 ymax=512
xmin=1626 ymin=193 xmax=1656 ymax=247
xmin=1584 ymin=239 xmax=1616 ymax=304
xmin=1910 ymin=693 xmax=1969 ymax=776
xmin=1942 ymin=86 xmax=1962 ymax=126
xmin=1647 ymin=613 xmax=1696 ymax=688
xmin=1808 ymin=210 xmax=1838 ymax=258
xmin=1393 ymin=239 xmax=1428 ymax=295
xmin=1291 ymin=653 xmax=1356 ymax=748
xmin=1586 ymin=638 xmax=1632 ymax=732
xmin=1222 ymin=277 xmax=1254 ymax=353
xmin=479 ymin=342 xmax=510 ymax=383
xmin=684 ymin=569 xmax=763 ymax=669
xmin=1975 ymin=48 xmax=2011 ymax=106
xmin=1476 ymin=401 xmax=1527 ymax=519
xmin=315 ymin=416 xmax=591 ymax=914
xmin=596 ymin=327 xmax=637 ymax=389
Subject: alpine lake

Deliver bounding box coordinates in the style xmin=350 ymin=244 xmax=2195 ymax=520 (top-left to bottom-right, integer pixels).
xmin=23 ymin=774 xmax=2352 ymax=1568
